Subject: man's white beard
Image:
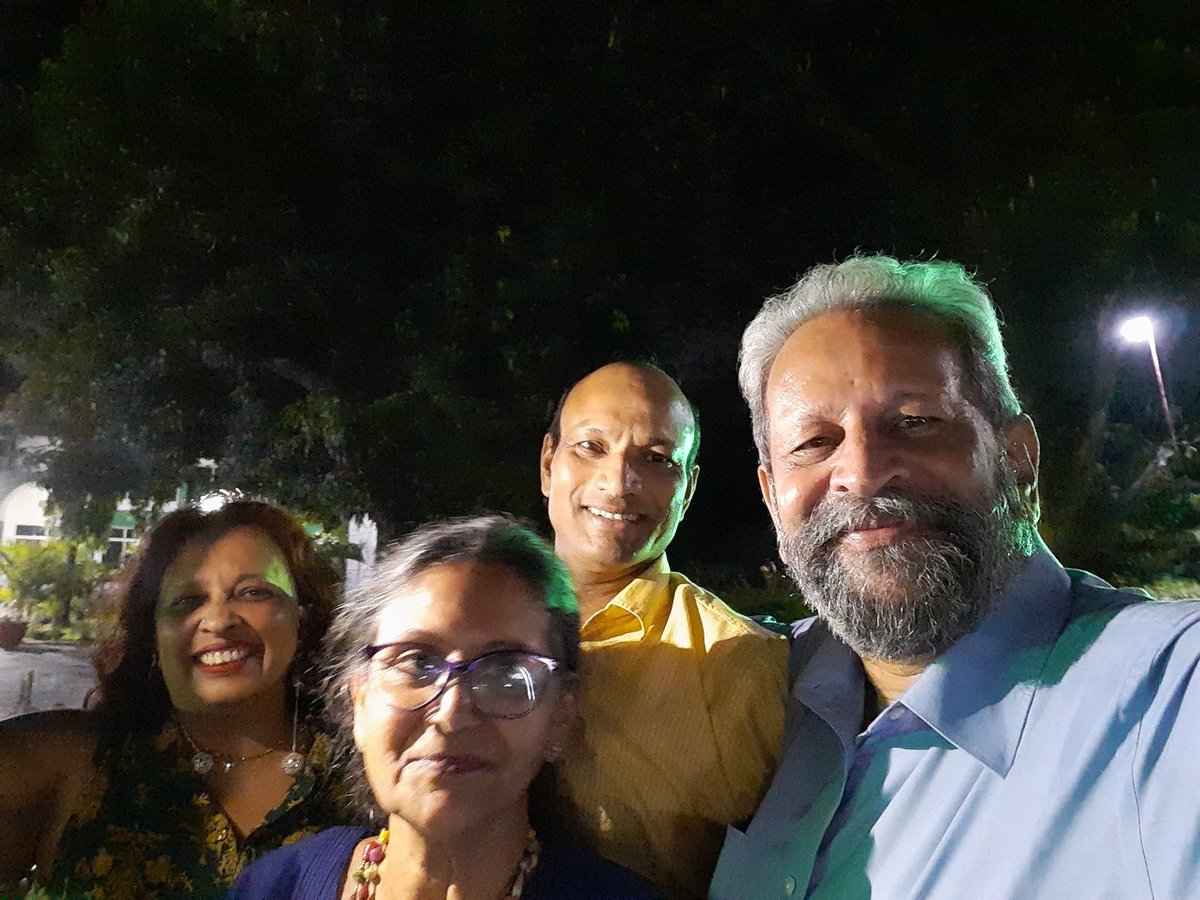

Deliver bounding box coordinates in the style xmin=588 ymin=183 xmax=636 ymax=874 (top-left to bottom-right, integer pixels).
xmin=777 ymin=458 xmax=1034 ymax=662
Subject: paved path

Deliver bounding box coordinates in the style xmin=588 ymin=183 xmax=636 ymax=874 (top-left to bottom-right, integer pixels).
xmin=0 ymin=642 xmax=94 ymax=719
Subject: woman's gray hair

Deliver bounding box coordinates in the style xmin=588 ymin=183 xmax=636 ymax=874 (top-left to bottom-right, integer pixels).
xmin=739 ymin=253 xmax=1023 ymax=465
xmin=321 ymin=514 xmax=580 ymax=822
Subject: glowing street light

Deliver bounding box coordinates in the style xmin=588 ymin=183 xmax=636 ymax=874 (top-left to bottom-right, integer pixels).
xmin=197 ymin=492 xmax=228 ymax=512
xmin=1119 ymin=315 xmax=1178 ymax=451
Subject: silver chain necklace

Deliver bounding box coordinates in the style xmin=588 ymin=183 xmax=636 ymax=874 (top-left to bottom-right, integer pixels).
xmin=175 ymin=694 xmax=305 ymax=777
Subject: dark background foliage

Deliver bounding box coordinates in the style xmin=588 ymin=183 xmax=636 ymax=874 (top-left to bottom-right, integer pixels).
xmin=1 ymin=0 xmax=1196 ymax=587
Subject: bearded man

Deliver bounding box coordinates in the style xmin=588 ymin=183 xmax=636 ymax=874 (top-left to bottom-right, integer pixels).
xmin=709 ymin=254 xmax=1200 ymax=899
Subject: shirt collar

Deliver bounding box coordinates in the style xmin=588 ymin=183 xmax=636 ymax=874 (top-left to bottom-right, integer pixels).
xmin=793 ymin=617 xmax=867 ymax=753
xmin=793 ymin=541 xmax=1073 ymax=777
xmin=584 ymin=554 xmax=672 ymax=635
xmin=899 ymin=541 xmax=1073 ymax=776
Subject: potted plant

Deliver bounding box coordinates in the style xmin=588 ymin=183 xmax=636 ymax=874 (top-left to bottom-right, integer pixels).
xmin=0 ymin=547 xmax=32 ymax=650
xmin=0 ymin=607 xmax=27 ymax=651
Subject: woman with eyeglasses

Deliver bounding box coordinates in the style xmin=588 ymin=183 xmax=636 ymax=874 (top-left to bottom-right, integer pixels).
xmin=231 ymin=515 xmax=659 ymax=899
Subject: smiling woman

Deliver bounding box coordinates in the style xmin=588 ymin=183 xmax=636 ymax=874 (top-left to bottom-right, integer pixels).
xmin=230 ymin=515 xmax=660 ymax=900
xmin=0 ymin=501 xmax=345 ymax=898
xmin=155 ymin=526 xmax=303 ymax=719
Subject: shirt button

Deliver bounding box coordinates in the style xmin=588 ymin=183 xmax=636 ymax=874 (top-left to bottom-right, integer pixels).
xmin=784 ymin=875 xmax=797 ymax=894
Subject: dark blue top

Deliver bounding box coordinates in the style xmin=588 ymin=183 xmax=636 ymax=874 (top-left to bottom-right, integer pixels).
xmin=229 ymin=825 xmax=663 ymax=899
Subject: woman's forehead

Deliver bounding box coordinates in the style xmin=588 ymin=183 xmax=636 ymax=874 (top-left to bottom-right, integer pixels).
xmin=160 ymin=525 xmax=290 ymax=587
xmin=371 ymin=561 xmax=551 ymax=649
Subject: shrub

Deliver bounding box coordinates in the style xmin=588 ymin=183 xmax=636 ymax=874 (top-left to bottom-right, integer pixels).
xmin=1141 ymin=576 xmax=1200 ymax=601
xmin=678 ymin=559 xmax=812 ymax=624
xmin=0 ymin=541 xmax=114 ymax=638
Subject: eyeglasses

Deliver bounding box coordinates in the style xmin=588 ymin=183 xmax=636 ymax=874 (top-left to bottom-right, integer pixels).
xmin=361 ymin=644 xmax=565 ymax=719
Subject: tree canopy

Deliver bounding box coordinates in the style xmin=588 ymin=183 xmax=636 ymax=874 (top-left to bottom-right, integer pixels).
xmin=1 ymin=0 xmax=1196 ymax=576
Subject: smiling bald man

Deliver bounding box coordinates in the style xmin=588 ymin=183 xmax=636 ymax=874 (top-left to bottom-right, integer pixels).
xmin=539 ymin=362 xmax=788 ymax=897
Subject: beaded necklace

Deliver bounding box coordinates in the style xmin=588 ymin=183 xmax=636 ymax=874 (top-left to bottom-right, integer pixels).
xmin=350 ymin=827 xmax=541 ymax=900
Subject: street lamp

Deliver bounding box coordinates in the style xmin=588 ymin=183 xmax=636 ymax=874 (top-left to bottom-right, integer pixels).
xmin=1119 ymin=315 xmax=1178 ymax=451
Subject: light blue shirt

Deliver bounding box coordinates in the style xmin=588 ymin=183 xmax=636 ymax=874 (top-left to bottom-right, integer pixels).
xmin=711 ymin=546 xmax=1200 ymax=899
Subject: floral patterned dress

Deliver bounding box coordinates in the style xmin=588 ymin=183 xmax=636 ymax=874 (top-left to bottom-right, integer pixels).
xmin=43 ymin=722 xmax=347 ymax=899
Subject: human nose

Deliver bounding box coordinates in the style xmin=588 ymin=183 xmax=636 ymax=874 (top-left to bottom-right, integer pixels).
xmin=196 ymin=594 xmax=245 ymax=632
xmin=596 ymin=449 xmax=641 ymax=494
xmin=425 ymin=675 xmax=479 ymax=730
xmin=827 ymin=427 xmax=906 ymax=498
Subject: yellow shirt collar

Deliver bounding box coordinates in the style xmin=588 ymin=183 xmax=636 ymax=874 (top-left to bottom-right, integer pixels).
xmin=581 ymin=554 xmax=672 ymax=639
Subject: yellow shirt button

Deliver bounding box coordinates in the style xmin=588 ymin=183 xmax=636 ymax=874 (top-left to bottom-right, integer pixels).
xmin=785 ymin=875 xmax=797 ymax=895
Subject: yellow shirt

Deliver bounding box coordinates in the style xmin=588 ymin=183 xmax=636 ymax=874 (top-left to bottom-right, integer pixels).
xmin=551 ymin=555 xmax=789 ymax=897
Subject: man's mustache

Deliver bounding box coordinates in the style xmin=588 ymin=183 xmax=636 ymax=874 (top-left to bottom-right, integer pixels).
xmin=800 ymin=491 xmax=964 ymax=551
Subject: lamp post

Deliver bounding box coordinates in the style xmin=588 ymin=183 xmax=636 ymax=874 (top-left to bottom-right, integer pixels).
xmin=1119 ymin=315 xmax=1178 ymax=451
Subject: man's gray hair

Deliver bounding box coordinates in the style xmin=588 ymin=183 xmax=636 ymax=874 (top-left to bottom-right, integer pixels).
xmin=739 ymin=254 xmax=1023 ymax=465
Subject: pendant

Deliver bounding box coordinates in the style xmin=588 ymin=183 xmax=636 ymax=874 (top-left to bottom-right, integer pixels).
xmin=281 ymin=751 xmax=305 ymax=776
xmin=191 ymin=751 xmax=214 ymax=775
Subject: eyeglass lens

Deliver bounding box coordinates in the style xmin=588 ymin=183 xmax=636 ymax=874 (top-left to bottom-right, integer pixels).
xmin=370 ymin=648 xmax=553 ymax=718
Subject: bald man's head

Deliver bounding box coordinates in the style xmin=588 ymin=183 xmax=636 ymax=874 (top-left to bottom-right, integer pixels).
xmin=540 ymin=363 xmax=701 ymax=583
xmin=546 ymin=363 xmax=701 ymax=468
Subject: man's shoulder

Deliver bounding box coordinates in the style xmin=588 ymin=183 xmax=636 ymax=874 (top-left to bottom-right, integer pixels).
xmin=1045 ymin=574 xmax=1200 ymax=698
xmin=664 ymin=568 xmax=789 ymax=643
xmin=1064 ymin=571 xmax=1200 ymax=649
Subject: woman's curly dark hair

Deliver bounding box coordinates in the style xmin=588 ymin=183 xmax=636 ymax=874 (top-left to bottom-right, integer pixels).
xmin=89 ymin=500 xmax=340 ymax=748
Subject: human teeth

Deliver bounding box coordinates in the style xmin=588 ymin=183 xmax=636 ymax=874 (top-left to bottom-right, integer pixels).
xmin=197 ymin=647 xmax=253 ymax=666
xmin=588 ymin=507 xmax=638 ymax=522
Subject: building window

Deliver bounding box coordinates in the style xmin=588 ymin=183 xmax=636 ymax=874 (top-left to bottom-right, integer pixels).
xmin=14 ymin=523 xmax=49 ymax=543
xmin=105 ymin=526 xmax=138 ymax=566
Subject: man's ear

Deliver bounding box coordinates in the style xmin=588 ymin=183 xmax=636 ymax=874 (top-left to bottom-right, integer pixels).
xmin=539 ymin=433 xmax=555 ymax=499
xmin=1001 ymin=413 xmax=1040 ymax=508
xmin=1001 ymin=414 xmax=1039 ymax=484
xmin=680 ymin=464 xmax=700 ymax=514
xmin=757 ymin=464 xmax=780 ymax=528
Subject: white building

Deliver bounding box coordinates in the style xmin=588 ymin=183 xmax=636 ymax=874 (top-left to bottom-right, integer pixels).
xmin=0 ymin=427 xmax=138 ymax=562
xmin=0 ymin=423 xmax=377 ymax=586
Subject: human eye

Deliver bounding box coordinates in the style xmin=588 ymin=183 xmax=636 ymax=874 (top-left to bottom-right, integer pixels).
xmin=575 ymin=439 xmax=603 ymax=455
xmin=897 ymin=414 xmax=937 ymax=432
xmin=791 ymin=432 xmax=836 ymax=454
xmin=237 ymin=583 xmax=278 ymax=601
xmin=380 ymin=647 xmax=445 ymax=685
xmin=647 ymin=451 xmax=677 ymax=470
xmin=485 ymin=651 xmax=551 ymax=685
xmin=474 ymin=652 xmax=546 ymax=699
xmin=164 ymin=593 xmax=205 ymax=614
